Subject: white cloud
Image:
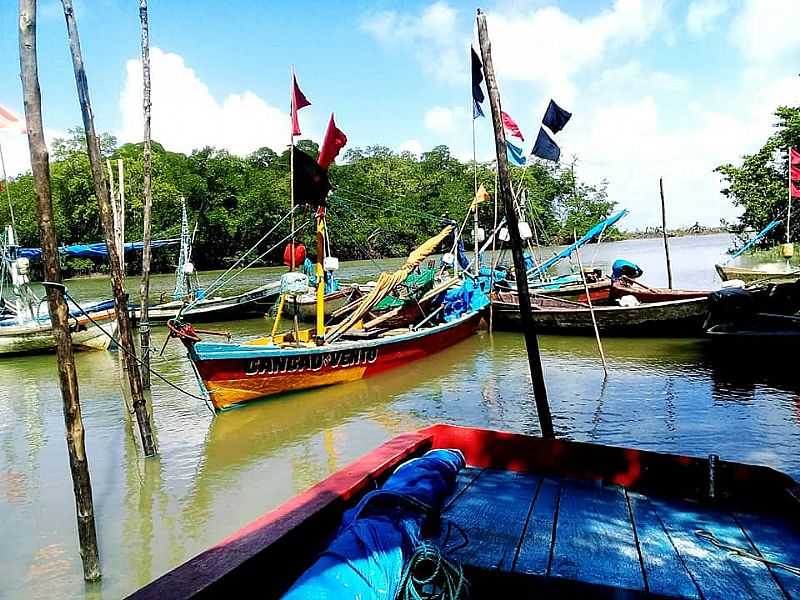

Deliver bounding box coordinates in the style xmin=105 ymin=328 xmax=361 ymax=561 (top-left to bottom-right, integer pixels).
xmin=488 ymin=0 xmax=665 ymax=93
xmin=398 ymin=139 xmax=423 ymax=155
xmin=0 ymin=127 xmax=65 ymax=178
xmin=686 ymin=0 xmax=729 ymax=35
xmin=600 ymin=61 xmax=688 ymax=93
xmin=360 ymin=2 xmax=463 ymax=83
xmin=424 ymin=106 xmax=462 ymax=133
xmin=730 ymin=0 xmax=800 ymax=62
xmin=119 ymin=48 xmax=290 ymax=155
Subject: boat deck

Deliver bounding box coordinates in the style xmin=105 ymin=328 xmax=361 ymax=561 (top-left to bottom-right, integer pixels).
xmin=438 ymin=466 xmax=800 ymax=599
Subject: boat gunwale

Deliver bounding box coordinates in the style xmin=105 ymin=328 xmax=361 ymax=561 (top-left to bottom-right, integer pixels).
xmin=191 ymin=310 xmax=483 ymax=360
xmin=125 ymin=423 xmax=800 ymax=600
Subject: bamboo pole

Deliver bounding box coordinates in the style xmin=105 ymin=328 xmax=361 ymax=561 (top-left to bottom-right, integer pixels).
xmin=477 ymin=9 xmax=554 ymax=438
xmin=139 ymin=0 xmax=152 ymax=389
xmin=117 ymin=158 xmax=125 ymax=272
xmin=659 ymin=177 xmax=673 ymax=289
xmin=18 ymin=0 xmax=101 ymax=579
xmin=574 ymin=231 xmax=608 ymax=376
xmin=61 ymin=0 xmax=156 ymax=456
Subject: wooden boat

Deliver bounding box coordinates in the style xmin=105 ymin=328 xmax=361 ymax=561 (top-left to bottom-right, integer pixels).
xmin=0 ymin=305 xmax=118 ymax=355
xmin=128 ymin=423 xmax=800 ymax=599
xmin=715 ymin=263 xmax=800 ymax=284
xmin=289 ymin=284 xmax=371 ymax=322
xmin=142 ymin=281 xmax=282 ymax=323
xmin=611 ymin=278 xmax=710 ymax=303
xmin=492 ymin=290 xmax=708 ymax=336
xmin=177 ymin=310 xmax=481 ymax=410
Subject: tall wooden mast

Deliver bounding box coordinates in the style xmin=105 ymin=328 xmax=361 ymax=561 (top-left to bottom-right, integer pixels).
xmin=476 ymin=9 xmax=554 ymax=438
xmin=139 ymin=0 xmax=153 ymax=388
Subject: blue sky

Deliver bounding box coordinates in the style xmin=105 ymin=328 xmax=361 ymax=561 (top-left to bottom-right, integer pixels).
xmin=1 ymin=0 xmax=799 ymax=228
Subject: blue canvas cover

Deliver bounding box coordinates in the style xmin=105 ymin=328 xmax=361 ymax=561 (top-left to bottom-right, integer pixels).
xmin=18 ymin=239 xmax=176 ymax=260
xmin=283 ymin=449 xmax=465 ymax=600
xmin=442 ymin=278 xmax=490 ymax=322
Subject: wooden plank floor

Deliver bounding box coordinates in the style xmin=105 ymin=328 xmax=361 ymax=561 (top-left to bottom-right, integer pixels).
xmin=438 ymin=467 xmax=799 ymax=599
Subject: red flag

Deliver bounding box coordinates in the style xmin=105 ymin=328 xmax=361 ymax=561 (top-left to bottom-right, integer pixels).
xmin=0 ymin=104 xmax=25 ymax=133
xmin=501 ymin=111 xmax=524 ymax=141
xmin=291 ymin=74 xmax=311 ymax=137
xmin=317 ymin=114 xmax=347 ymax=170
xmin=792 ymin=148 xmax=800 ymax=199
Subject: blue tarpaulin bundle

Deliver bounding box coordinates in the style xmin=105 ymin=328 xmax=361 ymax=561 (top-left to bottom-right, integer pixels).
xmin=283 ymin=449 xmax=465 ymax=600
xmin=441 ymin=278 xmax=489 ymax=322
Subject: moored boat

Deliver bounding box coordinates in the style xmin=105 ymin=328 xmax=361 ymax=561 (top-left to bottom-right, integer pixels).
xmin=127 ymin=423 xmax=800 ymax=599
xmin=715 ymin=263 xmax=800 ymax=284
xmin=491 ymin=289 xmax=709 ymax=336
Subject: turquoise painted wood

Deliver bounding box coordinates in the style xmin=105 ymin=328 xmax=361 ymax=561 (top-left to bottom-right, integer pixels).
xmin=549 ymin=479 xmax=645 ymax=592
xmin=628 ymin=492 xmax=700 ymax=599
xmin=441 ymin=469 xmax=539 ymax=572
xmin=650 ymin=497 xmax=786 ymax=599
xmin=736 ymin=512 xmax=800 ymax=599
xmin=513 ymin=477 xmax=560 ymax=576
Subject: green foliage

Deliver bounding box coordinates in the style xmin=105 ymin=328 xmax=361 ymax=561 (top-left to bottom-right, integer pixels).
xmin=716 ymin=106 xmax=800 ymax=245
xmin=1 ymin=131 xmax=616 ymax=275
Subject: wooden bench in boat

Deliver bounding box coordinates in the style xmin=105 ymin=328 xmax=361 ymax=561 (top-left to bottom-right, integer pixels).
xmin=127 ymin=425 xmax=800 ymax=599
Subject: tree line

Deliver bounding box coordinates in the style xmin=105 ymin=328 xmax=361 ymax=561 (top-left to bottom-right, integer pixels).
xmin=717 ymin=105 xmax=800 ymax=246
xmin=1 ymin=129 xmax=617 ymax=277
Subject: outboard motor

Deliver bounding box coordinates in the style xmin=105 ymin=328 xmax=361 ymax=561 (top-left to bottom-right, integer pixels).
xmin=611 ymin=259 xmax=643 ymax=280
xmin=705 ymin=287 xmax=756 ymax=329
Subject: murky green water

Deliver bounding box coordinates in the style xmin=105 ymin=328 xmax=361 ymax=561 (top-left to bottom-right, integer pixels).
xmin=2 ymin=233 xmax=800 ymax=599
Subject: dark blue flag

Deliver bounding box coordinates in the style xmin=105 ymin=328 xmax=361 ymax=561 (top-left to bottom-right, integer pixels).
xmin=542 ymin=99 xmax=571 ymax=134
xmin=471 ymin=47 xmax=485 ymax=118
xmin=531 ymin=127 xmax=560 ymax=162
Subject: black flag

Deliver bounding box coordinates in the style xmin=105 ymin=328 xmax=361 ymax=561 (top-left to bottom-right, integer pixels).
xmin=471 ymin=47 xmax=485 ymax=118
xmin=293 ymin=146 xmax=331 ymax=206
xmin=531 ymin=127 xmax=561 ymax=162
xmin=542 ymin=99 xmax=572 ymax=134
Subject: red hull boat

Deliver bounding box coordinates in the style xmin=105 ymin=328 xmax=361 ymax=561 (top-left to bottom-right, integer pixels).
xmin=128 ymin=424 xmax=800 ymax=599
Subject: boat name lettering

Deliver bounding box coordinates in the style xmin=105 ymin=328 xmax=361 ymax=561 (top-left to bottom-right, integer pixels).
xmin=245 ymin=347 xmax=378 ymax=376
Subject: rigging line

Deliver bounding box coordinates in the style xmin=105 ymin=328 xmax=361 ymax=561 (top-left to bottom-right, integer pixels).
xmin=332 ymin=189 xmax=447 ymax=222
xmin=51 ymin=285 xmax=210 ymax=403
xmin=327 ymin=202 xmax=387 ymax=272
xmin=196 ymin=206 xmax=299 ymax=297
xmin=181 ymin=223 xmax=309 ymax=315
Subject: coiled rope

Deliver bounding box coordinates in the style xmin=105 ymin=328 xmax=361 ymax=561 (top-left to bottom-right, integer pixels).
xmin=396 ymin=541 xmax=468 ymax=600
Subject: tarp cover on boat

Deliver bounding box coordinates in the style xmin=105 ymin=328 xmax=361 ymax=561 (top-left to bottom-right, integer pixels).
xmin=283 ymin=449 xmax=465 ymax=600
xmin=17 ymin=239 xmax=177 ymax=260
xmin=442 ymin=278 xmax=490 ymax=322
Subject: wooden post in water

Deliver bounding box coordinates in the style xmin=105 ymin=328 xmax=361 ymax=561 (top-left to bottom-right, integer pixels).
xmin=477 ymin=9 xmax=554 ymax=438
xmin=18 ymin=0 xmax=101 ymax=579
xmin=574 ymin=231 xmax=608 ymax=377
xmin=61 ymin=0 xmax=156 ymax=456
xmin=660 ymin=177 xmax=673 ymax=289
xmin=139 ymin=0 xmax=153 ymax=389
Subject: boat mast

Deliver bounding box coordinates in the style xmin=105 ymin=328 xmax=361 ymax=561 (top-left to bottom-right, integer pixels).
xmin=477 ymin=9 xmax=554 ymax=438
xmin=315 ymin=208 xmax=325 ymax=337
xmin=471 ymin=52 xmax=480 ymax=276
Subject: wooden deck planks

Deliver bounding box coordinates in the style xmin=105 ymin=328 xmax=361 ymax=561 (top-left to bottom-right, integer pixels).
xmin=550 ymin=479 xmax=645 ymax=591
xmin=650 ymin=498 xmax=787 ymax=599
xmin=628 ymin=492 xmax=701 ymax=599
xmin=736 ymin=511 xmax=800 ymax=599
xmin=513 ymin=477 xmax=560 ymax=576
xmin=440 ymin=468 xmax=540 ymax=572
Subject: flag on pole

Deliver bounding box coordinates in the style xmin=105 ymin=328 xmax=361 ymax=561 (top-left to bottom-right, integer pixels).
xmin=531 ymin=127 xmax=561 ymax=162
xmin=791 ymin=148 xmax=800 ymax=199
xmin=503 ymin=111 xmax=526 ymax=166
xmin=318 ymin=114 xmax=347 ymax=170
xmin=471 ymin=183 xmax=490 ymax=209
xmin=542 ymin=99 xmax=572 ymax=134
xmin=293 ymin=146 xmax=330 ymax=206
xmin=0 ymin=104 xmax=25 ymax=133
xmin=291 ymin=74 xmax=311 ymax=137
xmin=471 ymin=47 xmax=485 ymax=118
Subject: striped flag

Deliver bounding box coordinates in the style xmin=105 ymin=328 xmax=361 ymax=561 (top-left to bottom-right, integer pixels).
xmin=502 ymin=111 xmax=526 ymax=166
xmin=0 ymin=104 xmax=25 ymax=133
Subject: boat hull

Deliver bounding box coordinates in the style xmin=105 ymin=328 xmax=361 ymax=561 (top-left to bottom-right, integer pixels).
xmin=144 ymin=282 xmax=281 ymax=323
xmin=492 ymin=291 xmax=708 ymax=336
xmin=716 ymin=263 xmax=800 ymax=284
xmin=0 ymin=310 xmax=118 ymax=355
xmin=190 ymin=311 xmax=482 ymax=410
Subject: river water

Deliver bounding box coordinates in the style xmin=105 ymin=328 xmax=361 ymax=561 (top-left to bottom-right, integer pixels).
xmin=2 ymin=233 xmax=800 ymax=599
